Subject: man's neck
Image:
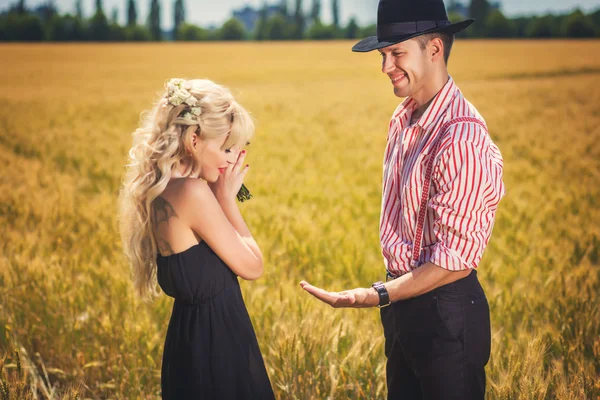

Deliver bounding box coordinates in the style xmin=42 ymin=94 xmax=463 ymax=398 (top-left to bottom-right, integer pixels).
xmin=410 ymin=71 xmax=449 ymax=124
xmin=410 ymin=96 xmax=436 ymax=124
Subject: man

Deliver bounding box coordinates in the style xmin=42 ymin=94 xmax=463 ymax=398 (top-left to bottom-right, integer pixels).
xmin=300 ymin=0 xmax=506 ymax=399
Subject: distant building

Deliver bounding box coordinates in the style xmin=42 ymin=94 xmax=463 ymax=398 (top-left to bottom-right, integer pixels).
xmin=232 ymin=4 xmax=281 ymax=34
xmin=32 ymin=4 xmax=57 ymax=21
xmin=490 ymin=2 xmax=501 ymax=12
xmin=1 ymin=3 xmax=57 ymax=20
xmin=447 ymin=1 xmax=469 ymax=18
xmin=447 ymin=1 xmax=502 ymax=18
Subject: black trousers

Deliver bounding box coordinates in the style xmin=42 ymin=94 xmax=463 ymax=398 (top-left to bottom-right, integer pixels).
xmin=380 ymin=270 xmax=491 ymax=400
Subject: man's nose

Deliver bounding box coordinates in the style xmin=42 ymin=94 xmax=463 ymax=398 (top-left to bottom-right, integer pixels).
xmin=381 ymin=55 xmax=394 ymax=74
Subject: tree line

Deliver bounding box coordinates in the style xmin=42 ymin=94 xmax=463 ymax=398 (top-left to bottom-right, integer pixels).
xmin=1 ymin=0 xmax=599 ymax=42
xmin=460 ymin=0 xmax=600 ymax=38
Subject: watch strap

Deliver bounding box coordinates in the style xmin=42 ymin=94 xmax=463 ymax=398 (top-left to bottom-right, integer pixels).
xmin=372 ymin=281 xmax=391 ymax=308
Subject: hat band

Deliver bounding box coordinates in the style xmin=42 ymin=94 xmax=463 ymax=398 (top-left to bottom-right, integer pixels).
xmin=377 ymin=20 xmax=451 ymax=39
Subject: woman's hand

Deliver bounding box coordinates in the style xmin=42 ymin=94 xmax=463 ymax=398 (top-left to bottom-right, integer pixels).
xmin=209 ymin=150 xmax=249 ymax=203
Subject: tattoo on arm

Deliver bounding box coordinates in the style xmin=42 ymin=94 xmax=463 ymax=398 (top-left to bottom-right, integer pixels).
xmin=152 ymin=197 xmax=179 ymax=256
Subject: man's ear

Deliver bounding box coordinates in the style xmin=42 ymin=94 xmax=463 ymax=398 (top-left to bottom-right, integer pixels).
xmin=429 ymin=37 xmax=444 ymax=62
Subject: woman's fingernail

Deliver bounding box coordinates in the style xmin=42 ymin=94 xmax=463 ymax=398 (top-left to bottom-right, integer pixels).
xmin=242 ymin=150 xmax=246 ymax=154
xmin=246 ymin=164 xmax=249 ymax=168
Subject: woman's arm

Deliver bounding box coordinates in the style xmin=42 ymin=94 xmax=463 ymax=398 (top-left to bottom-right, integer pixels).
xmin=215 ymin=196 xmax=263 ymax=269
xmin=180 ymin=178 xmax=263 ymax=280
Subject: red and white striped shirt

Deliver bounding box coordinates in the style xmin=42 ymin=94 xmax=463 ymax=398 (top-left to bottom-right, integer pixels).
xmin=380 ymin=76 xmax=506 ymax=276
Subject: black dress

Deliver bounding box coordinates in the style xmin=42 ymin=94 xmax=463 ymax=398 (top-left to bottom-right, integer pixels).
xmin=156 ymin=241 xmax=275 ymax=399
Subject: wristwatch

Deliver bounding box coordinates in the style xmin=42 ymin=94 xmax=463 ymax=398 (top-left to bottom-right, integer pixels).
xmin=372 ymin=281 xmax=391 ymax=308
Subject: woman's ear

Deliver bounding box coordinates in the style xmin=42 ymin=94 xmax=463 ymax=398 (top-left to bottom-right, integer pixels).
xmin=186 ymin=126 xmax=200 ymax=153
xmin=181 ymin=125 xmax=200 ymax=158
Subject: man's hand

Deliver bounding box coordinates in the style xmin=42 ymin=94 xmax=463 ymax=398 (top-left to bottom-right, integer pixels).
xmin=299 ymin=281 xmax=379 ymax=308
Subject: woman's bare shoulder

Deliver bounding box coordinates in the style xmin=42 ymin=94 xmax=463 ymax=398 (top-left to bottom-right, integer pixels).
xmin=180 ymin=178 xmax=211 ymax=197
xmin=165 ymin=178 xmax=215 ymax=209
xmin=156 ymin=178 xmax=210 ymax=206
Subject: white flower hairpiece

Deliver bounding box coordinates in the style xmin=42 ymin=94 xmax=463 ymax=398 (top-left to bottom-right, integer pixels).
xmin=163 ymin=78 xmax=253 ymax=203
xmin=164 ymin=78 xmax=202 ymax=120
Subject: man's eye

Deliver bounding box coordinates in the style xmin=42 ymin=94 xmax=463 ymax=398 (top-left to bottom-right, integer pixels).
xmin=393 ymin=52 xmax=404 ymax=57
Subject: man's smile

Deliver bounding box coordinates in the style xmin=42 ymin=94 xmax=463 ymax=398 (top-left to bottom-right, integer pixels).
xmin=390 ymin=74 xmax=407 ymax=84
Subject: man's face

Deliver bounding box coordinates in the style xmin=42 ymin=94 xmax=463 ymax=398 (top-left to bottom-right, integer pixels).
xmin=379 ymin=38 xmax=431 ymax=98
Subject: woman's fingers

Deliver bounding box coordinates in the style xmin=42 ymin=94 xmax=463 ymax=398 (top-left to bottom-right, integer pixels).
xmin=216 ymin=150 xmax=248 ymax=199
xmin=240 ymin=164 xmax=250 ymax=179
xmin=233 ymin=150 xmax=247 ymax=174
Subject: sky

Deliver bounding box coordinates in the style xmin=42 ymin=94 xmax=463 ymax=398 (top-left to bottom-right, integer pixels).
xmin=1 ymin=0 xmax=599 ymax=29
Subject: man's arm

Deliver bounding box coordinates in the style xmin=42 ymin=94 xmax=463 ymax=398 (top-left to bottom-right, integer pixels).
xmin=301 ymin=129 xmax=505 ymax=308
xmin=300 ymin=262 xmax=469 ymax=308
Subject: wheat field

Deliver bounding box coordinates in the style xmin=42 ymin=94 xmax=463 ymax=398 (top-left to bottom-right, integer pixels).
xmin=0 ymin=40 xmax=599 ymax=399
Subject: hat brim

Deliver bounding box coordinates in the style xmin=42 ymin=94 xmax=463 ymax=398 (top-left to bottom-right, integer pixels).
xmin=352 ymin=19 xmax=474 ymax=53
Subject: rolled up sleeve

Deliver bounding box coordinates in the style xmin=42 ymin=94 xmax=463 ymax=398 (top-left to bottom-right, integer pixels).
xmin=428 ymin=137 xmax=505 ymax=271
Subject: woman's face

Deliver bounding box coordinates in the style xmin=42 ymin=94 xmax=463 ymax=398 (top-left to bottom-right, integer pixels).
xmin=192 ymin=133 xmax=240 ymax=183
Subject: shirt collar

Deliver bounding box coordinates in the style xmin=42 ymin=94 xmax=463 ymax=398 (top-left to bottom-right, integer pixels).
xmin=395 ymin=76 xmax=458 ymax=132
xmin=391 ymin=96 xmax=415 ymax=124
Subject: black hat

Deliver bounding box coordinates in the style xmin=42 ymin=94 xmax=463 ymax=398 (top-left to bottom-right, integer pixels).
xmin=352 ymin=0 xmax=474 ymax=52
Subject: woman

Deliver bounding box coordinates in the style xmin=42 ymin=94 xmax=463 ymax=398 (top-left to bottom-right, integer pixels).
xmin=119 ymin=78 xmax=275 ymax=399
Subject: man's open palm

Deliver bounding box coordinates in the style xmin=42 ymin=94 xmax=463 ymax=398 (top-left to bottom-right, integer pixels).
xmin=299 ymin=281 xmax=377 ymax=308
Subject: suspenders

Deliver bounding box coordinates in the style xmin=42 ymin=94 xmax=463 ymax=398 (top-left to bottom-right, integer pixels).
xmin=408 ymin=117 xmax=489 ymax=269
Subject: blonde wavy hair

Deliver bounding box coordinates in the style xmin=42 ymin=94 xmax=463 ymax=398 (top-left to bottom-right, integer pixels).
xmin=119 ymin=79 xmax=254 ymax=300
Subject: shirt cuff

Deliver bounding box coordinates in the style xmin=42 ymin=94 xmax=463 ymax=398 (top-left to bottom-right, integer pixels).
xmin=427 ymin=241 xmax=475 ymax=271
